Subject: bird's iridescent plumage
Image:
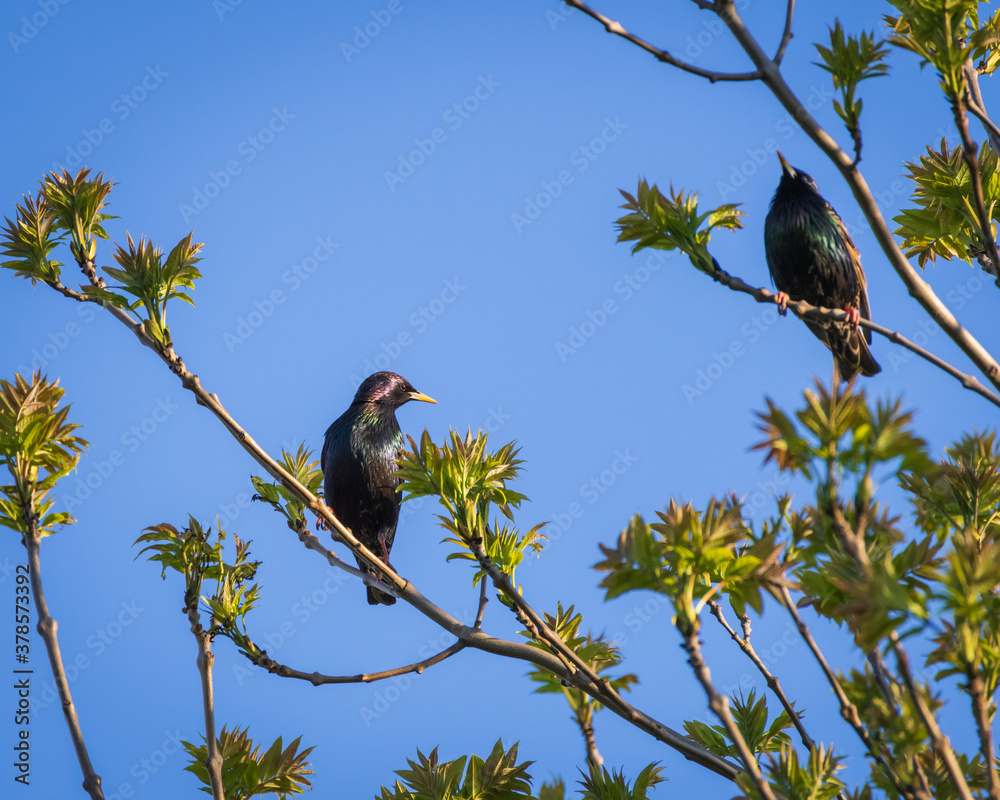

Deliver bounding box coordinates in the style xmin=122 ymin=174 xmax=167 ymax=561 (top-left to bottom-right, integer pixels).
xmin=764 ymin=153 xmax=881 ymax=382
xmin=321 ymin=372 xmax=436 ymax=605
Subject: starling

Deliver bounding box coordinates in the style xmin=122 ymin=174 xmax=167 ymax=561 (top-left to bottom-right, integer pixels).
xmin=322 ymin=371 xmax=436 ymax=605
xmin=764 ymin=152 xmax=881 ymax=382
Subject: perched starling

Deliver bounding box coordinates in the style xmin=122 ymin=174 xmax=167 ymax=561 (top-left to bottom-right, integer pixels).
xmin=322 ymin=372 xmax=436 ymax=605
xmin=764 ymin=152 xmax=881 ymax=382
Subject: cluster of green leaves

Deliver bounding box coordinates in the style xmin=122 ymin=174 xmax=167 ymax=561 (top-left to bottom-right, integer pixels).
xmin=594 ymin=498 xmax=779 ymax=634
xmin=684 ymin=690 xmax=792 ymax=760
xmin=755 ymin=383 xmax=939 ymax=650
xmin=0 ymin=168 xmax=202 ymax=349
xmin=397 ymin=429 xmax=546 ymax=597
xmin=377 ymin=740 xmax=662 ymax=800
xmin=523 ymin=604 xmax=638 ymax=740
xmin=894 ymin=139 xmax=1000 ymax=268
xmin=904 ymin=433 xmax=1000 ymax=705
xmin=135 ymin=516 xmax=260 ymax=629
xmin=885 ymin=0 xmax=999 ymax=101
xmin=1 ymin=169 xmax=113 ymax=284
xmin=813 ymin=19 xmax=890 ymax=160
xmin=614 ymin=180 xmax=743 ymax=275
xmin=0 ymin=372 xmax=87 ymax=537
xmin=182 ymin=725 xmax=314 ymax=800
xmin=251 ymin=444 xmax=324 ymax=532
xmin=88 ymin=231 xmax=202 ymax=347
xmin=378 ymin=740 xmax=533 ymax=800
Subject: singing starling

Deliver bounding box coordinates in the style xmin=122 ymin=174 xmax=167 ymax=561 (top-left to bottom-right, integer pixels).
xmin=322 ymin=371 xmax=436 ymax=605
xmin=764 ymin=152 xmax=881 ymax=382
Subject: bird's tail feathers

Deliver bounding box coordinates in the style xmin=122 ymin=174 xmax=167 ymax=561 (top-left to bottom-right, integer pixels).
xmin=832 ymin=325 xmax=881 ymax=382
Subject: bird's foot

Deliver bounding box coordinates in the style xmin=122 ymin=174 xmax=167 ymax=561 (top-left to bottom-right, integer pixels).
xmin=315 ymin=508 xmax=331 ymax=531
xmin=844 ymin=306 xmax=861 ymax=328
xmin=775 ymin=291 xmax=790 ymax=316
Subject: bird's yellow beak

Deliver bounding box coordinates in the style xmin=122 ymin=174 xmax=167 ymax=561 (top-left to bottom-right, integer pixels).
xmin=408 ymin=391 xmax=437 ymax=405
xmin=776 ymin=151 xmax=795 ymax=177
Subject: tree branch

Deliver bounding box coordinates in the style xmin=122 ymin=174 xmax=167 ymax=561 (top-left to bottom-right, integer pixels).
xmin=23 ymin=516 xmax=105 ymax=800
xmin=186 ymin=605 xmax=224 ymax=800
xmin=560 ymin=0 xmax=761 ymax=82
xmin=681 ymin=623 xmax=779 ymax=800
xmin=773 ymin=0 xmax=796 ymax=64
xmin=708 ymin=603 xmax=818 ymax=753
xmin=777 ymin=586 xmax=924 ymax=800
xmin=967 ymin=663 xmax=1000 ymax=800
xmin=890 ymin=633 xmax=975 ymax=800
xmin=952 ymin=90 xmax=1000 ymax=290
xmin=705 ymin=262 xmax=1000 ymax=410
xmin=245 ymin=640 xmax=466 ymax=686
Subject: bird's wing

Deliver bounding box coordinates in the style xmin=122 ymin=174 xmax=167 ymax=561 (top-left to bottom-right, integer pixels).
xmin=832 ymin=206 xmax=874 ymax=343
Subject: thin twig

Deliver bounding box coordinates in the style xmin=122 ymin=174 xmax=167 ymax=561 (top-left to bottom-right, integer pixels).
xmin=778 ymin=587 xmax=922 ymax=799
xmin=706 ymin=262 xmax=1000 ymax=409
xmin=708 ymin=602 xmax=817 ymax=753
xmin=186 ymin=605 xmax=224 ymax=800
xmin=952 ymin=92 xmax=1000 ymax=290
xmin=964 ymin=61 xmax=1000 ymax=160
xmin=246 ymin=641 xmax=466 ymax=685
xmin=890 ymin=633 xmax=975 ymax=800
xmin=773 ymin=0 xmax=796 ymax=64
xmin=561 ymin=0 xmax=761 ymax=82
xmin=23 ymin=519 xmax=105 ymax=800
xmin=682 ymin=624 xmax=779 ymax=800
xmin=967 ymin=663 xmax=1000 ymax=800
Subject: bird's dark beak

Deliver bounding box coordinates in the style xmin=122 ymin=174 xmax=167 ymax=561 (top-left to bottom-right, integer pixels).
xmin=777 ymin=151 xmax=796 ymax=178
xmin=408 ymin=391 xmax=437 ymax=405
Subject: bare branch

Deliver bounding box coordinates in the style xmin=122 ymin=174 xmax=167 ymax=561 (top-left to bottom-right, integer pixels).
xmin=964 ymin=61 xmax=1000 ymax=157
xmin=682 ymin=624 xmax=779 ymax=800
xmin=709 ymin=603 xmax=818 ymax=753
xmin=774 ymin=0 xmax=796 ymax=64
xmin=890 ymin=633 xmax=975 ymax=800
xmin=561 ymin=0 xmax=761 ymax=82
xmin=186 ymin=605 xmax=224 ymax=800
xmin=245 ymin=640 xmax=466 ymax=686
xmin=967 ymin=663 xmax=1000 ymax=800
xmin=952 ymin=92 xmax=1000 ymax=290
xmin=777 ymin=587 xmax=926 ymax=800
xmin=23 ymin=518 xmax=105 ymax=800
xmin=704 ymin=262 xmax=1000 ymax=409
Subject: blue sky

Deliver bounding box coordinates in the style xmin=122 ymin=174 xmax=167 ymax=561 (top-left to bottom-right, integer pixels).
xmin=1 ymin=1 xmax=996 ymax=798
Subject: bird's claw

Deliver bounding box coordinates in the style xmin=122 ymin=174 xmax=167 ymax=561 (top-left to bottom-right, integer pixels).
xmin=844 ymin=306 xmax=861 ymax=328
xmin=775 ymin=291 xmax=790 ymax=316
